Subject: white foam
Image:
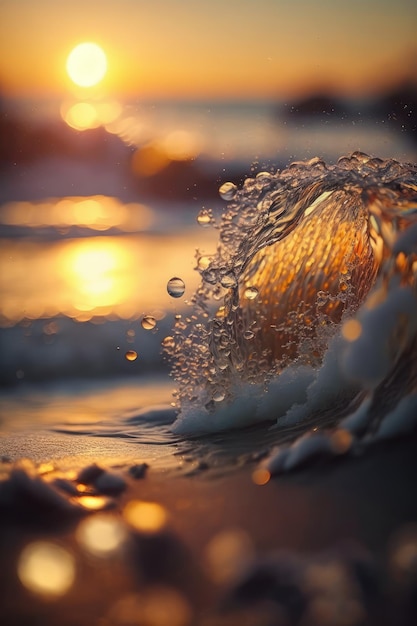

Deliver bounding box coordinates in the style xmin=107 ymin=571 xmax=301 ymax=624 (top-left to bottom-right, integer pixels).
xmin=341 ymin=284 xmax=417 ymax=389
xmin=172 ymin=329 xmax=360 ymax=436
xmin=257 ymin=365 xmax=316 ymax=424
xmin=172 ymin=384 xmax=263 ymax=435
xmin=375 ymin=393 xmax=417 ymax=440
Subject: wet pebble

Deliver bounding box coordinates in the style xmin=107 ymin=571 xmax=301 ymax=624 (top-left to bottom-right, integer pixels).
xmin=52 ymin=477 xmax=80 ymax=496
xmin=128 ymin=463 xmax=149 ymax=479
xmin=0 ymin=464 xmax=83 ymax=522
xmin=95 ymin=471 xmax=126 ymax=495
xmin=223 ymin=553 xmax=306 ymax=621
xmin=77 ymin=463 xmax=105 ymax=485
xmin=222 ymin=546 xmax=378 ymax=625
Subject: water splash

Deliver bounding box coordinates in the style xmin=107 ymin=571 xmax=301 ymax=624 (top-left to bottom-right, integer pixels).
xmin=166 ymin=153 xmax=417 ymax=438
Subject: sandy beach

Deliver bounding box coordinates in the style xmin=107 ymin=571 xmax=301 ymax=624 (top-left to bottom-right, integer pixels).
xmin=1 ymin=429 xmax=417 ymax=626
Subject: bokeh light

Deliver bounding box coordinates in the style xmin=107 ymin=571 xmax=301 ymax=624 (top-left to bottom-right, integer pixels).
xmin=123 ymin=500 xmax=167 ymax=534
xmin=61 ymin=100 xmax=122 ymax=131
xmin=63 ymin=102 xmax=100 ymax=130
xmin=252 ymin=467 xmax=271 ymax=486
xmin=204 ymin=528 xmax=254 ymax=583
xmin=76 ymin=514 xmax=127 ymax=557
xmin=342 ymin=319 xmax=363 ymax=342
xmin=76 ymin=495 xmax=113 ymax=510
xmin=18 ymin=541 xmax=76 ymax=597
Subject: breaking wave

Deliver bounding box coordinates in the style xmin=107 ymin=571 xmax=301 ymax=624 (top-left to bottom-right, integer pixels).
xmin=167 ymin=152 xmax=417 ymax=447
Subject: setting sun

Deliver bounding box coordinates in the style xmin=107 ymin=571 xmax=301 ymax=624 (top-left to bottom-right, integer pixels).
xmin=66 ymin=42 xmax=107 ymax=88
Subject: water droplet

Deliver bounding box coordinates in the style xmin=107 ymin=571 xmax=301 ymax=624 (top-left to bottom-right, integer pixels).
xmin=212 ymin=389 xmax=225 ymax=402
xmin=167 ymin=277 xmax=185 ymax=298
xmin=220 ymin=272 xmax=237 ymax=288
xmin=202 ymin=268 xmax=218 ymax=284
xmin=125 ymin=350 xmax=138 ymax=361
xmin=197 ymin=209 xmax=212 ymax=227
xmin=219 ymin=182 xmax=237 ymax=200
xmin=244 ymin=286 xmax=259 ymax=300
xmin=141 ymin=315 xmax=156 ymax=330
xmin=244 ymin=330 xmax=255 ymax=340
xmin=162 ymin=336 xmax=175 ymax=350
xmin=197 ymin=255 xmax=212 ymax=271
xmin=256 ymin=171 xmax=273 ymax=182
xmin=316 ymin=290 xmax=328 ymax=307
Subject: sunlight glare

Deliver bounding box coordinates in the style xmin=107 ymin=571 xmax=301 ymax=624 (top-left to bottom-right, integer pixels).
xmin=63 ymin=239 xmax=130 ymax=312
xmin=66 ymin=42 xmax=107 ymax=88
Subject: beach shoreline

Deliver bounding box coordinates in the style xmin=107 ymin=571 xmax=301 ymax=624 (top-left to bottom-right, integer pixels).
xmin=1 ymin=432 xmax=417 ymax=625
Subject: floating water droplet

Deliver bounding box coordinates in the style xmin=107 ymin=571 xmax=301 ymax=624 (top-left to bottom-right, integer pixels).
xmin=256 ymin=171 xmax=273 ymax=181
xmin=125 ymin=350 xmax=138 ymax=361
xmin=219 ymin=182 xmax=237 ymax=200
xmin=162 ymin=336 xmax=176 ymax=350
xmin=197 ymin=209 xmax=212 ymax=227
xmin=197 ymin=255 xmax=212 ymax=271
xmin=316 ymin=290 xmax=328 ymax=307
xmin=220 ymin=272 xmax=237 ymax=288
xmin=244 ymin=286 xmax=259 ymax=300
xmin=167 ymin=277 xmax=185 ymax=298
xmin=202 ymin=268 xmax=218 ymax=285
xmin=212 ymin=389 xmax=225 ymax=402
xmin=141 ymin=315 xmax=156 ymax=330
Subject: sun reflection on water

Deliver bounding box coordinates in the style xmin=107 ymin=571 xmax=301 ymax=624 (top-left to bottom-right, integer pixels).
xmin=0 ymin=195 xmax=154 ymax=231
xmin=64 ymin=239 xmax=128 ymax=312
xmin=0 ymin=197 xmax=216 ymax=325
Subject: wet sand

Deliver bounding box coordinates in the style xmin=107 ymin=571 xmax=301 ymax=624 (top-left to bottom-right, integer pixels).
xmin=1 ymin=433 xmax=417 ymax=626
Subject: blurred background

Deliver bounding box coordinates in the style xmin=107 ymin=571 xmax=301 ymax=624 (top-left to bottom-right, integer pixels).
xmin=0 ymin=0 xmax=416 ymax=388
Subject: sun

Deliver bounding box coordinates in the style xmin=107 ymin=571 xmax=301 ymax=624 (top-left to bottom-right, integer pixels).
xmin=66 ymin=42 xmax=107 ymax=88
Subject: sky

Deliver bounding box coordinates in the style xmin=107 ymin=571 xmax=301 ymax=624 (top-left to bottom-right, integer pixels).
xmin=0 ymin=0 xmax=416 ymax=101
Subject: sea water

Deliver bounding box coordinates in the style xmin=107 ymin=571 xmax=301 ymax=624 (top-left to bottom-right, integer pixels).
xmin=1 ymin=152 xmax=416 ymax=476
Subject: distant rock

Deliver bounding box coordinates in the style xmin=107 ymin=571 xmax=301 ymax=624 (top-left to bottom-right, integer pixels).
xmin=280 ymin=93 xmax=348 ymax=120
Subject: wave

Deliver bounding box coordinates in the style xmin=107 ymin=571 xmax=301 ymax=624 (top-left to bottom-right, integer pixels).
xmin=167 ymin=152 xmax=417 ymax=446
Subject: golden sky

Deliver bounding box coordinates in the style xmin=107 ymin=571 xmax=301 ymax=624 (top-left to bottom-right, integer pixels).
xmin=0 ymin=0 xmax=416 ymax=100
